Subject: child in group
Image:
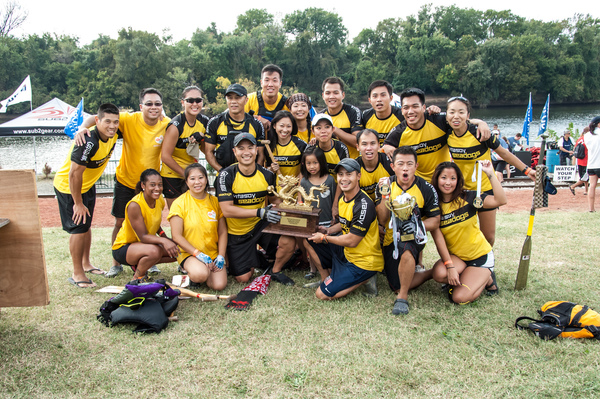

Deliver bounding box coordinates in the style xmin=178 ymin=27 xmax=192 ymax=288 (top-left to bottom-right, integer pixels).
xmin=300 ymin=146 xmax=339 ymax=285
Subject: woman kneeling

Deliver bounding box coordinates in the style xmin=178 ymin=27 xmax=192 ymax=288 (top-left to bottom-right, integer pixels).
xmin=431 ymin=161 xmax=506 ymax=304
xmin=168 ymin=163 xmax=227 ymax=291
xmin=112 ymin=169 xmax=179 ymax=281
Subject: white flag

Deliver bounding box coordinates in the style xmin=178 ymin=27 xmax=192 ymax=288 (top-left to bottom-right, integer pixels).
xmin=0 ymin=76 xmax=32 ymax=113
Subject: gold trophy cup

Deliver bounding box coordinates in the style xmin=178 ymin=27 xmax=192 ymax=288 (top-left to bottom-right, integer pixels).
xmin=386 ymin=193 xmax=417 ymax=241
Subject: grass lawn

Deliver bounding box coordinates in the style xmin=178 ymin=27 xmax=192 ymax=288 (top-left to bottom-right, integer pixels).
xmin=1 ymin=210 xmax=599 ymax=398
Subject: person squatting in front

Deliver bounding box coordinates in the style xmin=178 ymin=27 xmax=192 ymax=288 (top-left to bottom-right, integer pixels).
xmin=216 ymin=133 xmax=296 ymax=286
xmin=168 ymin=163 xmax=228 ymax=291
xmin=374 ymin=146 xmax=447 ymax=315
xmin=111 ymin=169 xmax=179 ymax=282
xmin=429 ymin=160 xmax=506 ymax=304
xmin=308 ymin=158 xmax=384 ymax=300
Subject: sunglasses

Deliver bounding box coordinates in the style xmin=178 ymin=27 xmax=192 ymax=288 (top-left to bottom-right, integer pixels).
xmin=143 ymin=102 xmax=163 ymax=107
xmin=184 ymin=97 xmax=203 ymax=104
xmin=447 ymin=96 xmax=468 ymax=103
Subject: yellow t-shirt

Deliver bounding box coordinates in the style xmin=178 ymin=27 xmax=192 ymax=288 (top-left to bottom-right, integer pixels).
xmin=168 ymin=191 xmax=223 ymax=263
xmin=360 ymin=105 xmax=404 ymax=146
xmin=116 ymin=112 xmax=171 ymax=189
xmin=448 ymin=124 xmax=500 ymax=191
xmin=53 ymin=126 xmax=119 ymax=194
xmin=383 ymin=114 xmax=451 ymax=183
xmin=296 ymin=128 xmax=312 ymax=144
xmin=440 ymin=191 xmax=492 ymax=261
xmin=357 ymin=153 xmax=394 ymax=201
xmin=326 ymin=103 xmax=362 ymax=159
xmin=272 ymin=136 xmax=307 ymax=180
xmin=216 ymin=164 xmax=276 ymax=235
xmin=245 ymin=91 xmax=289 ymax=119
xmin=160 ymin=112 xmax=209 ymax=179
xmin=338 ymin=190 xmax=384 ymax=272
xmin=112 ymin=192 xmax=165 ymax=250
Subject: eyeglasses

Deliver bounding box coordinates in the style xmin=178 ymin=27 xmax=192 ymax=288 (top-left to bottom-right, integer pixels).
xmin=184 ymin=98 xmax=203 ymax=104
xmin=143 ymin=102 xmax=163 ymax=107
xmin=447 ymin=96 xmax=468 ymax=103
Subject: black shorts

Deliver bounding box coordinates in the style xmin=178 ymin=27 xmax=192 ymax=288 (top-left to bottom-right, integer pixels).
xmin=55 ymin=186 xmax=96 ymax=234
xmin=578 ymin=165 xmax=587 ymax=179
xmin=112 ymin=243 xmax=131 ymax=266
xmin=383 ymin=241 xmax=424 ymax=292
xmin=162 ymin=176 xmax=186 ymax=199
xmin=227 ymin=220 xmax=280 ymax=277
xmin=494 ymin=160 xmax=507 ymax=172
xmin=112 ymin=178 xmax=136 ymax=219
xmin=587 ymin=168 xmax=600 ymax=176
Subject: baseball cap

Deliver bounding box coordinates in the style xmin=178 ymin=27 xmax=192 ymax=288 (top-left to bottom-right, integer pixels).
xmin=334 ymin=158 xmax=361 ymax=174
xmin=233 ymin=132 xmax=256 ymax=147
xmin=225 ymin=83 xmax=247 ymax=97
xmin=312 ymin=113 xmax=333 ymax=127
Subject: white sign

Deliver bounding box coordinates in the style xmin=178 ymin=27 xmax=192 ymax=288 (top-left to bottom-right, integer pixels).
xmin=553 ymin=166 xmax=577 ymax=182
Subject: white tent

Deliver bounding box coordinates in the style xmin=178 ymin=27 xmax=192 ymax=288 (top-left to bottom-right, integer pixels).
xmin=0 ymin=97 xmax=90 ymax=137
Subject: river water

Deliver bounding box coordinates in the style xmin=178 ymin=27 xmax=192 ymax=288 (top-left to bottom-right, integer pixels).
xmin=1 ymin=104 xmax=599 ymax=173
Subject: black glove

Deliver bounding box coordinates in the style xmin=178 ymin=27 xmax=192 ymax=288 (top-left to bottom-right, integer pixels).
xmin=257 ymin=205 xmax=281 ymax=224
xmin=401 ymin=219 xmax=416 ymax=235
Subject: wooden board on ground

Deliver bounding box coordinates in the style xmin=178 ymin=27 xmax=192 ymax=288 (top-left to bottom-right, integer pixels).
xmin=0 ymin=170 xmax=49 ymax=307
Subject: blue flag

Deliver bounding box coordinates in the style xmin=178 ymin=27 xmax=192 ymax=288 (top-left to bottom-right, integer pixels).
xmin=64 ymin=98 xmax=84 ymax=139
xmin=522 ymin=93 xmax=533 ymax=145
xmin=537 ymin=94 xmax=550 ymax=137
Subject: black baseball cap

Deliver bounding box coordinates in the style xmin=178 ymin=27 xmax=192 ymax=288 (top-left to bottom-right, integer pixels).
xmin=233 ymin=132 xmax=257 ymax=146
xmin=334 ymin=158 xmax=361 ymax=174
xmin=225 ymin=83 xmax=247 ymax=97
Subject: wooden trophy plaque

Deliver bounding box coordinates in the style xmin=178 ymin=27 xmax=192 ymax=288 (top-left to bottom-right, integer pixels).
xmin=262 ymin=175 xmax=327 ymax=239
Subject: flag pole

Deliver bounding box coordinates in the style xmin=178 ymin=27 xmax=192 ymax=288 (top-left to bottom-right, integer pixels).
xmin=31 ymin=94 xmax=37 ymax=174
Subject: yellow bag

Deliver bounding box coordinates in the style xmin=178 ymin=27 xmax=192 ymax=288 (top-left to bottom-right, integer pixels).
xmin=516 ymin=301 xmax=600 ymax=340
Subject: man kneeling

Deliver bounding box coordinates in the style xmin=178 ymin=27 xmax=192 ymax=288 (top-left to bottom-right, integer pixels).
xmin=309 ymin=158 xmax=383 ymax=299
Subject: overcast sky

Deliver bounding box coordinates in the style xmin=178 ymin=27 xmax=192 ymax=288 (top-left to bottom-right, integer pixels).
xmin=11 ymin=0 xmax=600 ymax=45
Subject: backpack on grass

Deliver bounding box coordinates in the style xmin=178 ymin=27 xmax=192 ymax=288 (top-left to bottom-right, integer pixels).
xmin=515 ymin=301 xmax=600 ymax=340
xmin=97 ymin=279 xmax=180 ymax=334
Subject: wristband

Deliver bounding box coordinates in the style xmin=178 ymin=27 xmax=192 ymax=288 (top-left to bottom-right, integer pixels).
xmin=444 ymin=260 xmax=453 ymax=265
xmin=323 ymin=235 xmax=329 ymax=244
xmin=447 ymin=267 xmax=455 ymax=269
xmin=193 ymin=249 xmax=200 ymax=257
xmin=523 ymin=166 xmax=530 ymax=175
xmin=158 ymin=230 xmax=166 ymax=237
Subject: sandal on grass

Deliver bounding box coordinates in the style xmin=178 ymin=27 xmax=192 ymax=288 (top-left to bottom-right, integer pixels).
xmin=485 ymin=271 xmax=499 ymax=296
xmin=67 ymin=277 xmax=96 ymax=288
xmin=84 ymin=267 xmax=105 ymax=275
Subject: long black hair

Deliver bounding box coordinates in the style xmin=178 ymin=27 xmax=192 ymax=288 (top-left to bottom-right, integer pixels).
xmin=135 ymin=169 xmax=161 ymax=194
xmin=589 ymin=116 xmax=600 ymax=135
xmin=431 ymin=162 xmax=466 ymax=206
xmin=267 ymin=110 xmax=298 ymax=154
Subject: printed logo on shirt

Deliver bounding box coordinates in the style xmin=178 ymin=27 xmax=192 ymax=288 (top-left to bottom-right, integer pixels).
xmin=155 ymin=135 xmax=164 ymax=145
xmin=208 ymin=210 xmax=217 ymax=220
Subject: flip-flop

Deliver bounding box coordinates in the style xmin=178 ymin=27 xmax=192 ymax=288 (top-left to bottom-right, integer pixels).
xmin=84 ymin=267 xmax=106 ymax=275
xmin=67 ymin=277 xmax=96 ymax=288
xmin=569 ymin=187 xmax=576 ymax=196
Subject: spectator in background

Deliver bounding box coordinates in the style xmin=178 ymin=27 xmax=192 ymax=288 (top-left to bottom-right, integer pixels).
xmin=583 ymin=117 xmax=600 ymax=212
xmin=570 ymin=127 xmax=590 ymax=196
xmin=558 ymin=130 xmax=575 ymax=165
xmin=508 ymin=133 xmax=522 ymax=152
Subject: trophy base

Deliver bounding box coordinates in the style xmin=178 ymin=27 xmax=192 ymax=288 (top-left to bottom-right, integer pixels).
xmin=263 ymin=206 xmax=321 ymax=238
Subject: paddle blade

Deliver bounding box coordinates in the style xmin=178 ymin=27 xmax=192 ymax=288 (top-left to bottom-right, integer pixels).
xmin=515 ymin=235 xmax=532 ymax=291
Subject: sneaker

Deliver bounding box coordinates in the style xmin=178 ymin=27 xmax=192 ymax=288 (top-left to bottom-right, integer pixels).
xmin=362 ymin=274 xmax=378 ymax=297
xmin=148 ymin=265 xmax=161 ymax=275
xmin=415 ymin=264 xmax=425 ymax=272
xmin=105 ymin=265 xmax=123 ymax=278
xmin=271 ymin=271 xmax=295 ymax=286
xmin=392 ymin=298 xmax=409 ymax=315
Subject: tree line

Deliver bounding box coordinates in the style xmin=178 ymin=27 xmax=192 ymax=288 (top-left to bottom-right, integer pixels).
xmin=1 ymin=5 xmax=599 ymax=116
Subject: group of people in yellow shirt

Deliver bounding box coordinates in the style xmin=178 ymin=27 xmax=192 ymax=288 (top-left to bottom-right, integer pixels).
xmin=54 ymin=64 xmax=536 ymax=315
